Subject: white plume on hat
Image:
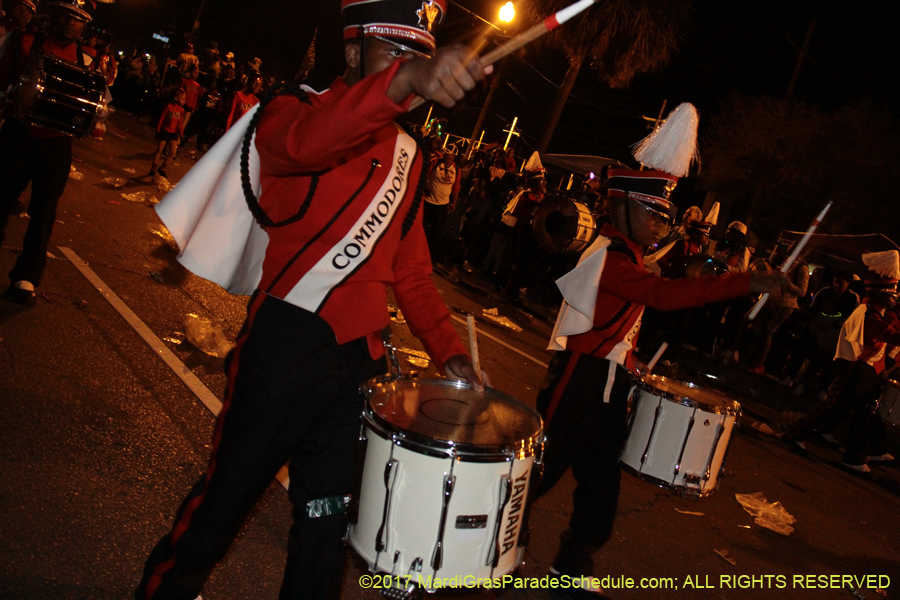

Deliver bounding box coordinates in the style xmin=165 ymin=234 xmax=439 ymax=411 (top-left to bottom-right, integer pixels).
xmin=523 ymin=151 xmax=543 ymax=173
xmin=632 ymin=102 xmax=700 ymax=178
xmin=862 ymin=250 xmax=900 ymax=279
xmin=705 ymin=201 xmax=720 ymax=226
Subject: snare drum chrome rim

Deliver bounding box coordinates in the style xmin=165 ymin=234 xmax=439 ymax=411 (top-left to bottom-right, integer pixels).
xmin=619 ymin=463 xmax=720 ymax=498
xmin=361 ymin=375 xmax=545 ymax=461
xmin=636 ymin=375 xmax=742 ymax=416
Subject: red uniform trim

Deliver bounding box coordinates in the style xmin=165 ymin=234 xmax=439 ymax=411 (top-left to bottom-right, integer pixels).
xmin=545 ymin=351 xmax=581 ymax=422
xmin=144 ymin=292 xmax=268 ymax=600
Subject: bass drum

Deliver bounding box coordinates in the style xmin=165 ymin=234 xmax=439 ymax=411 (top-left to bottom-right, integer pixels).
xmin=17 ymin=52 xmax=106 ymax=138
xmin=532 ymin=195 xmax=596 ymax=255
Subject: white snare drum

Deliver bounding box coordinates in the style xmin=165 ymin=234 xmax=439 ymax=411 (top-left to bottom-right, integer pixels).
xmin=348 ymin=376 xmax=544 ymax=590
xmin=875 ymin=380 xmax=900 ymax=427
xmin=620 ymin=375 xmax=740 ymax=498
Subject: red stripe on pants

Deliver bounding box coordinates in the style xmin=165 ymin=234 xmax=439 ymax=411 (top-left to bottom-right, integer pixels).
xmin=144 ymin=291 xmax=267 ymax=600
xmin=545 ymin=351 xmax=581 ymax=423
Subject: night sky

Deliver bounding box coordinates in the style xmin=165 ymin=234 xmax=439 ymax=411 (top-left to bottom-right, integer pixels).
xmin=94 ymin=0 xmax=897 ymax=172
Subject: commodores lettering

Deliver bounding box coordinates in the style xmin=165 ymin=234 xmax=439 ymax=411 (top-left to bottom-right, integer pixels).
xmin=331 ymin=149 xmax=410 ymax=270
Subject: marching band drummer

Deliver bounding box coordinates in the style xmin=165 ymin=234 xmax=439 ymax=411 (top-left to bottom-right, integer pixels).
xmin=535 ymin=166 xmax=791 ymax=598
xmin=136 ymin=1 xmax=490 ymax=599
xmin=0 ymin=0 xmax=96 ymax=305
xmin=0 ymin=0 xmax=37 ymax=54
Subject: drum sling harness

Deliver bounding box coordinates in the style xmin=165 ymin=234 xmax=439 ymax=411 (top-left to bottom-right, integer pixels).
xmin=239 ymin=82 xmax=431 ymax=243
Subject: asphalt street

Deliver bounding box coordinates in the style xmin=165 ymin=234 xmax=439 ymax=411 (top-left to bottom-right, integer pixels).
xmin=0 ymin=109 xmax=898 ymax=600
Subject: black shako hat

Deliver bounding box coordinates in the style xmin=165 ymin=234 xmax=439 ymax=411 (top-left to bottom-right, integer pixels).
xmin=341 ymin=0 xmax=446 ymax=57
xmin=49 ymin=0 xmax=95 ymax=21
xmin=606 ymin=168 xmax=679 ymax=223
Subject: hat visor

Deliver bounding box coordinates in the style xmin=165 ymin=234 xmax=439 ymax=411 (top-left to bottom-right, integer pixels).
xmin=627 ymin=192 xmax=677 ymax=224
xmin=371 ymin=35 xmax=433 ymax=58
xmin=51 ymin=4 xmax=92 ymax=21
xmin=345 ymin=24 xmax=436 ymax=57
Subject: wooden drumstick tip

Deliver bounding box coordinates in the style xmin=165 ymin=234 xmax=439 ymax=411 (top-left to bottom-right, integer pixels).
xmin=466 ymin=314 xmax=481 ymax=381
xmin=646 ymin=342 xmax=669 ymax=374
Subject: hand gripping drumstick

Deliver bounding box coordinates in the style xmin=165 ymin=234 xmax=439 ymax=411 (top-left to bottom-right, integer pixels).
xmin=747 ymin=201 xmax=833 ymax=321
xmin=410 ymin=0 xmax=599 ymax=110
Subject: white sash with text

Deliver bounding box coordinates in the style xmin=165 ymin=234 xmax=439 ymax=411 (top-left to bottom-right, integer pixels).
xmin=283 ymin=128 xmax=417 ymax=312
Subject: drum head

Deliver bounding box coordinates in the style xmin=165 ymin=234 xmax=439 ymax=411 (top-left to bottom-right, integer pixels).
xmin=639 ymin=374 xmax=740 ymax=415
xmin=363 ymin=377 xmax=542 ymax=456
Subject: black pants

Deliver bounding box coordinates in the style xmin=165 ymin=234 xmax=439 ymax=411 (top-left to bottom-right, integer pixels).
xmin=422 ymin=200 xmax=449 ymax=259
xmin=789 ymin=359 xmax=887 ymax=464
xmin=534 ymin=351 xmax=631 ymax=576
xmin=137 ymin=294 xmax=385 ymax=600
xmin=0 ymin=119 xmax=72 ymax=285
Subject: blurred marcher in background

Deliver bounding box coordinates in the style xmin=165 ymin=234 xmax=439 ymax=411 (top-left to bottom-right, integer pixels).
xmin=786 ymin=253 xmax=900 ymax=474
xmin=0 ymin=0 xmax=96 ymax=305
xmin=748 ymin=251 xmax=809 ymax=375
xmin=148 ymin=88 xmax=185 ymax=181
xmin=175 ymin=41 xmax=198 ymax=76
xmin=0 ymin=0 xmax=36 ymax=58
xmin=783 ymin=269 xmax=860 ymax=397
xmin=422 ymin=144 xmax=459 ymax=259
xmin=224 ymin=72 xmax=260 ymax=130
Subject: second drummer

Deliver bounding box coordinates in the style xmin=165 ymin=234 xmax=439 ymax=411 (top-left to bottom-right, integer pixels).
xmin=0 ymin=0 xmax=97 ymax=305
xmin=534 ymin=168 xmax=790 ymax=598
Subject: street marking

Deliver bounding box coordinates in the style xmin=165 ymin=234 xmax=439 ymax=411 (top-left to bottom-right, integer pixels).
xmin=450 ymin=313 xmax=550 ymax=368
xmin=59 ymin=247 xmax=290 ymax=490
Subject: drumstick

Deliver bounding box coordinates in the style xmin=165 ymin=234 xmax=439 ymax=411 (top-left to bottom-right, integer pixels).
xmin=481 ymin=0 xmax=598 ymax=66
xmin=409 ymin=0 xmax=599 ymax=111
xmin=467 ymin=314 xmax=481 ymax=383
xmin=747 ymin=201 xmax=832 ymax=321
xmin=645 ymin=342 xmax=668 ymax=374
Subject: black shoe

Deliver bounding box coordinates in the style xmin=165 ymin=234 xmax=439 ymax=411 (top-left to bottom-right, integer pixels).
xmin=157 ymin=168 xmax=168 ymax=179
xmin=3 ymin=283 xmax=36 ymax=306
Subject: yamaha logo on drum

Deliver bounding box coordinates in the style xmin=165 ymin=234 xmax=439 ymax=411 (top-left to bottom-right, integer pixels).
xmin=500 ymin=473 xmax=528 ymax=555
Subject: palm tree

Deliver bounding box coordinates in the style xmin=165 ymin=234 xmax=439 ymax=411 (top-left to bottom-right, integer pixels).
xmin=526 ymin=0 xmax=692 ymax=152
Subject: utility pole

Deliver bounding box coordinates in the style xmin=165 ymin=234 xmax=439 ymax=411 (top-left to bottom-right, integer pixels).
xmin=189 ymin=0 xmax=208 ymax=43
xmin=467 ymin=55 xmax=507 ymax=159
xmin=786 ymin=20 xmax=816 ymax=100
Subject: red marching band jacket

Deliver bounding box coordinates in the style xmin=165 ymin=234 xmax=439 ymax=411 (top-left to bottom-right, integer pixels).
xmin=565 ymin=224 xmax=751 ymax=371
xmin=253 ymin=61 xmax=466 ymax=367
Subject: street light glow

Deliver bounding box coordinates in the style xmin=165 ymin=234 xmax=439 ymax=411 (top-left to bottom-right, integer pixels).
xmin=499 ymin=2 xmax=515 ymax=23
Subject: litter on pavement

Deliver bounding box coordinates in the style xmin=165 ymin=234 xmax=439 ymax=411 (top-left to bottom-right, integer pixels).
xmin=482 ymin=308 xmax=523 ymax=332
xmin=102 ymin=177 xmax=127 ymax=187
xmin=184 ymin=313 xmax=235 ymax=358
xmin=398 ymin=348 xmax=431 ymax=368
xmin=121 ymin=191 xmax=159 ymax=204
xmin=735 ymin=492 xmax=796 ymax=535
xmin=148 ymin=223 xmax=179 ymax=252
xmin=715 ymin=548 xmax=738 ymax=566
